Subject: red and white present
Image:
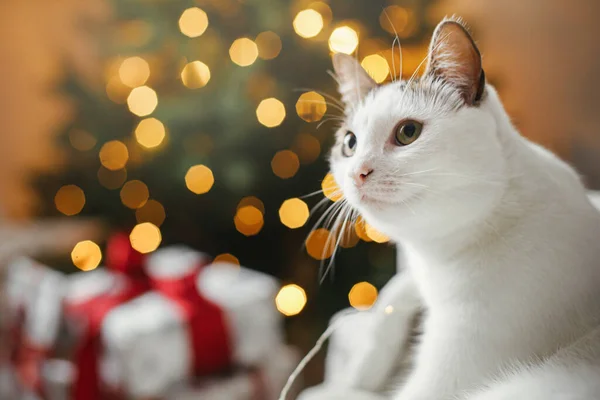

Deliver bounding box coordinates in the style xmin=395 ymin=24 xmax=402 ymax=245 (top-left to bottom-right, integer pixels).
xmin=101 ymin=246 xmax=283 ymax=398
xmin=170 ymin=345 xmax=300 ymax=400
xmin=5 ymin=257 xmax=65 ymax=395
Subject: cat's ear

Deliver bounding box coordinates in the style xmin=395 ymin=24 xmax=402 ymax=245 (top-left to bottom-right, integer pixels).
xmin=332 ymin=53 xmax=377 ymax=112
xmin=425 ymin=17 xmax=485 ymax=106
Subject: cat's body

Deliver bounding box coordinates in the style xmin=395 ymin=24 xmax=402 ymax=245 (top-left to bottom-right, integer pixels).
xmin=303 ymin=17 xmax=600 ymax=400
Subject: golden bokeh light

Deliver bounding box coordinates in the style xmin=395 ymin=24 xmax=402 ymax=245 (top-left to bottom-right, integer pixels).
xmin=305 ymin=228 xmax=335 ymax=260
xmin=365 ymin=223 xmax=390 ymax=243
xmin=275 ymin=284 xmax=307 ymax=316
xmin=256 ymin=31 xmax=282 ymax=60
xmin=256 ymin=98 xmax=286 ymax=128
xmin=379 ymin=6 xmax=417 ymax=38
xmin=127 ymin=86 xmax=158 ymax=117
xmin=329 ymin=26 xmax=359 ymax=54
xmin=237 ymin=196 xmax=265 ymax=214
xmin=271 ymin=150 xmax=300 ymax=179
xmin=69 ymin=130 xmax=97 ymax=151
xmin=213 ymin=253 xmax=240 ymax=266
xmin=279 ymin=198 xmax=309 ymax=229
xmin=135 ymin=199 xmax=166 ymax=227
xmin=307 ymin=2 xmax=332 ymax=25
xmin=296 ymin=91 xmax=327 ymax=122
xmin=229 ymin=38 xmax=259 ymax=67
xmin=99 ymin=140 xmax=129 ymax=171
xmin=361 ymin=54 xmax=390 ymax=83
xmin=120 ymin=180 xmax=150 ymax=209
xmin=98 ymin=167 xmax=127 ymax=190
xmin=354 ymin=216 xmax=373 ymax=242
xmin=181 ymin=61 xmax=211 ymax=89
xmin=234 ymin=205 xmax=264 ymax=236
xmin=129 ymin=222 xmax=162 ymax=254
xmin=185 ymin=165 xmax=214 ymax=194
xmin=349 ymin=282 xmax=378 ymax=310
xmin=292 ymin=133 xmax=321 ymax=164
xmin=178 ymin=7 xmax=209 ymax=38
xmin=55 ymin=185 xmax=85 ymax=216
xmin=135 ymin=118 xmax=166 ymax=149
xmin=293 ymin=9 xmax=324 ymax=39
xmin=71 ymin=240 xmax=102 ymax=272
xmin=119 ymin=56 xmax=150 ymax=88
xmin=106 ymin=76 xmax=132 ymax=104
xmin=322 ymin=172 xmax=343 ymax=202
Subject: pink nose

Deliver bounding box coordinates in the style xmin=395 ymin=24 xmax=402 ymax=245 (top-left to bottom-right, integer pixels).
xmin=353 ymin=167 xmax=374 ymax=187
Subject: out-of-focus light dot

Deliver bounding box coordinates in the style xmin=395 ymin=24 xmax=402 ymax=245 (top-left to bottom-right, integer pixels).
xmin=69 ymin=130 xmax=97 ymax=151
xmin=213 ymin=253 xmax=240 ymax=266
xmin=55 ymin=185 xmax=85 ymax=216
xmin=185 ymin=164 xmax=214 ymax=194
xmin=98 ymin=167 xmax=127 ymax=190
xmin=71 ymin=240 xmax=102 ymax=272
xmin=329 ymin=26 xmax=359 ymax=54
xmin=135 ymin=118 xmax=166 ymax=149
xmin=354 ymin=216 xmax=373 ymax=242
xmin=296 ymin=91 xmax=327 ymax=122
xmin=118 ymin=57 xmax=150 ymax=88
xmin=305 ymin=228 xmax=335 ymax=260
xmin=379 ymin=6 xmax=416 ymax=38
xmin=361 ymin=54 xmax=390 ymax=83
xmin=237 ymin=196 xmax=265 ymax=214
xmin=135 ymin=199 xmax=166 ymax=227
xmin=340 ymin=225 xmax=360 ymax=248
xmin=276 ymin=284 xmax=307 ymax=316
xmin=181 ymin=61 xmax=211 ymax=89
xmin=308 ymin=2 xmax=332 ymax=25
xmin=120 ymin=180 xmax=149 ymax=209
xmin=179 ymin=7 xmax=209 ymax=38
xmin=256 ymin=31 xmax=282 ymax=60
xmin=99 ymin=140 xmax=129 ymax=171
xmin=322 ymin=173 xmax=343 ymax=202
xmin=293 ymin=9 xmax=323 ymax=38
xmin=271 ymin=150 xmax=300 ymax=179
xmin=129 ymin=222 xmax=162 ymax=254
xmin=127 ymin=86 xmax=158 ymax=117
xmin=365 ymin=223 xmax=390 ymax=243
xmin=385 ymin=305 xmax=394 ymax=314
xmin=106 ymin=77 xmax=131 ymax=104
xmin=349 ymin=282 xmax=378 ymax=310
xmin=279 ymin=198 xmax=309 ymax=229
xmin=292 ymin=133 xmax=321 ymax=164
xmin=234 ymin=205 xmax=264 ymax=236
xmin=256 ymin=98 xmax=286 ymax=128
xmin=229 ymin=38 xmax=259 ymax=67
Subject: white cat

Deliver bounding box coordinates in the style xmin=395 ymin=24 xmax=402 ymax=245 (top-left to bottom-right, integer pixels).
xmin=303 ymin=17 xmax=600 ymax=400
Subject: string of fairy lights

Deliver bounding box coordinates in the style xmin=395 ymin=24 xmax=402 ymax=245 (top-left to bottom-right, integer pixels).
xmin=57 ymin=2 xmax=437 ymax=317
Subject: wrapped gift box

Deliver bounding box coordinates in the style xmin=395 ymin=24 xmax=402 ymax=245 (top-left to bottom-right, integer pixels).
xmin=170 ymin=345 xmax=300 ymax=400
xmin=102 ymin=246 xmax=283 ymax=399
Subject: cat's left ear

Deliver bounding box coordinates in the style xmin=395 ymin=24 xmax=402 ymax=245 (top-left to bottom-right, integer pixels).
xmin=425 ymin=17 xmax=485 ymax=106
xmin=332 ymin=53 xmax=377 ymax=112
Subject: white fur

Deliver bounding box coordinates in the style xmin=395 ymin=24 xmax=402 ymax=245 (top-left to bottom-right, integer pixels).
xmin=319 ymin=21 xmax=600 ymax=400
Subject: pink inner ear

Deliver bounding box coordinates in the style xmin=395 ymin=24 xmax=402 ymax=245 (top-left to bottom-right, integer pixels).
xmin=427 ymin=21 xmax=484 ymax=105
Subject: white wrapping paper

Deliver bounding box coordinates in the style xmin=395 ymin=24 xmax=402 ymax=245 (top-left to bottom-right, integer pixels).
xmin=101 ymin=246 xmax=283 ymax=398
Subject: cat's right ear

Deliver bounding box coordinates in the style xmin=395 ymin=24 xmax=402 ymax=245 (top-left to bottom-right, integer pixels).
xmin=332 ymin=53 xmax=377 ymax=112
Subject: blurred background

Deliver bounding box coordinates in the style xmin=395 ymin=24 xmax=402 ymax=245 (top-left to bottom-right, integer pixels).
xmin=2 ymin=0 xmax=600 ymax=399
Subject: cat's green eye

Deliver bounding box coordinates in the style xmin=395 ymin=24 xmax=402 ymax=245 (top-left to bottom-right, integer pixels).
xmin=394 ymin=120 xmax=423 ymax=146
xmin=342 ymin=131 xmax=357 ymax=157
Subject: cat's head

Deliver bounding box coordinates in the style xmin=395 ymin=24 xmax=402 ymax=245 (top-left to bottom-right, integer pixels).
xmin=329 ymin=18 xmax=508 ymax=242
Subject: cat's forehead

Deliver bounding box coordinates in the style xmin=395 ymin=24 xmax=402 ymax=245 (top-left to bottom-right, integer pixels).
xmin=349 ymin=76 xmax=464 ymax=130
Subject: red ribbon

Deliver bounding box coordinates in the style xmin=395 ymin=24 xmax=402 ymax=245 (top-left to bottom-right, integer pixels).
xmin=151 ymin=266 xmax=233 ymax=377
xmin=68 ymin=233 xmax=150 ymax=400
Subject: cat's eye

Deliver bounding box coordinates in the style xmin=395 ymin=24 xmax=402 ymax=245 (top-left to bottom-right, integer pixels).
xmin=394 ymin=120 xmax=423 ymax=146
xmin=342 ymin=132 xmax=357 ymax=157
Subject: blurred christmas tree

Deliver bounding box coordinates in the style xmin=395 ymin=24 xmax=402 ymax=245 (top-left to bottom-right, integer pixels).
xmin=35 ymin=0 xmax=444 ymax=384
